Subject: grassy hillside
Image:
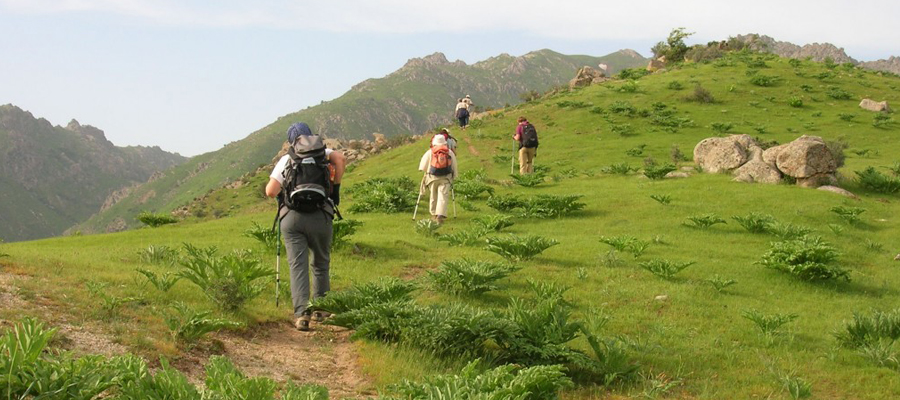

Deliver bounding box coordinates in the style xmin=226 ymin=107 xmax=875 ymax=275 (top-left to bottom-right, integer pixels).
xmin=4 ymin=51 xmax=900 ymax=398
xmin=73 ymin=49 xmax=647 ymax=235
xmin=0 ymin=105 xmax=186 ymax=241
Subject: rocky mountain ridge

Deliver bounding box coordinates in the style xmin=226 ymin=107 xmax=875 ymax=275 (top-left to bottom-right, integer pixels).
xmin=0 ymin=104 xmax=187 ymax=241
xmin=733 ymin=34 xmax=899 ymax=74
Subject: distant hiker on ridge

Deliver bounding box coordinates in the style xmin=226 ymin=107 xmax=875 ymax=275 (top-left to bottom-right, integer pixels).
xmin=455 ymin=98 xmax=470 ymax=130
xmin=417 ymin=134 xmax=458 ymax=223
xmin=463 ymin=94 xmax=474 ymax=108
xmin=265 ymin=122 xmax=346 ymax=331
xmin=513 ymin=116 xmax=539 ymax=174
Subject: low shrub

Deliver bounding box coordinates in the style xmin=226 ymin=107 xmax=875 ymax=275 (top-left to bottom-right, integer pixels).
xmin=485 ymin=235 xmax=559 ymax=262
xmin=667 ymin=81 xmax=684 ymax=90
xmin=856 ymin=167 xmax=900 ymax=194
xmin=758 ymin=236 xmax=849 ymax=281
xmin=609 ymin=101 xmax=636 ymax=115
xmin=333 ymin=219 xmax=363 ymax=248
xmin=177 ymin=244 xmax=272 ymax=312
xmin=835 ymin=309 xmax=900 ymax=348
xmin=830 ymin=206 xmax=866 ymax=225
xmin=602 ymin=163 xmax=637 ymax=175
xmin=705 ymin=275 xmax=737 ymax=293
xmin=749 ymin=74 xmax=779 ymax=87
xmin=788 ymin=96 xmax=804 ymax=107
xmin=617 ymin=68 xmax=651 ymax=80
xmin=347 ymin=177 xmax=417 ymax=213
xmin=388 ymin=360 xmax=573 ymax=400
xmin=415 ymin=219 xmax=442 ymax=237
xmin=710 ymin=122 xmax=734 ymax=133
xmin=732 ymin=212 xmax=776 ymax=233
xmin=510 ymin=172 xmax=547 ymax=187
xmin=683 ymin=214 xmax=727 ymax=229
xmin=437 ymin=227 xmax=492 ymax=247
xmin=742 ymin=309 xmax=798 ymax=336
xmin=639 ymin=259 xmax=695 ymax=280
xmin=453 ymin=180 xmax=495 ymax=199
xmin=312 ymin=277 xmax=416 ymax=315
xmin=520 ymin=195 xmax=586 ymax=218
xmin=137 ymin=211 xmax=178 ymax=228
xmin=487 ymin=194 xmax=527 ymax=212
xmin=426 ymin=259 xmax=520 ymax=295
xmin=625 ymin=144 xmax=647 ymax=157
xmin=643 ymin=163 xmax=677 ymax=180
xmin=825 ymin=86 xmax=853 ymax=100
xmin=243 ymin=221 xmax=279 ymax=250
xmin=765 ymin=222 xmax=813 ymax=240
xmin=683 ymin=85 xmax=715 ymax=103
xmin=473 ymin=214 xmax=515 ymax=232
xmin=136 ymin=268 xmax=182 ymax=293
xmin=138 ymin=245 xmax=180 ymax=266
xmin=164 ymin=302 xmax=242 ymax=348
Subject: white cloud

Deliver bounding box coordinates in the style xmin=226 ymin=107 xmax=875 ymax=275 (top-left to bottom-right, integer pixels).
xmin=3 ymin=0 xmax=899 ymax=58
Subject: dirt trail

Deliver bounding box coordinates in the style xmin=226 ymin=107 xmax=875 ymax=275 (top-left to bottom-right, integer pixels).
xmin=0 ymin=268 xmax=372 ymax=397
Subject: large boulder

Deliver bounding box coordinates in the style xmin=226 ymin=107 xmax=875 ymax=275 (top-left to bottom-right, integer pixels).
xmin=775 ymin=135 xmax=836 ymax=178
xmin=859 ymin=99 xmax=891 ymax=112
xmin=647 ymin=58 xmax=666 ymax=72
xmin=734 ymin=146 xmax=782 ymax=183
xmin=569 ymin=66 xmax=606 ymax=88
xmin=693 ymin=136 xmax=750 ymax=173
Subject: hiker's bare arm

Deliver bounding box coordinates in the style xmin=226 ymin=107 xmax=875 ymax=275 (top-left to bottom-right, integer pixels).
xmin=265 ymin=178 xmax=281 ymax=198
xmin=330 ymin=151 xmax=346 ymax=184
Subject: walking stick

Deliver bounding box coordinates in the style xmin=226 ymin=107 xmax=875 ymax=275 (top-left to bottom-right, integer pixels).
xmin=412 ymin=173 xmax=427 ymax=220
xmin=450 ymin=181 xmax=457 ymax=217
xmin=511 ymin=139 xmax=516 ymax=175
xmin=275 ymin=225 xmax=281 ymax=307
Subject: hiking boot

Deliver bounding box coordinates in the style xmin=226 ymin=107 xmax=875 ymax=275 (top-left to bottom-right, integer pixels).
xmin=436 ymin=215 xmax=447 ymax=224
xmin=294 ymin=311 xmax=312 ymax=331
xmin=313 ymin=311 xmax=332 ymax=322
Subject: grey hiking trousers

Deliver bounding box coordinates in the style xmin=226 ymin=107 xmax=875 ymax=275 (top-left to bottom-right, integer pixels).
xmin=280 ymin=209 xmax=333 ymax=317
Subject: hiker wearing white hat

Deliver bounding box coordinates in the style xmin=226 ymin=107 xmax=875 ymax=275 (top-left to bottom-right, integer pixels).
xmin=417 ymin=134 xmax=458 ymax=223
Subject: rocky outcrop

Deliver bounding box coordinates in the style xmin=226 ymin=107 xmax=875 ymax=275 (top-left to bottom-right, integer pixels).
xmin=647 ymin=57 xmax=666 ymax=72
xmin=694 ymin=134 xmax=838 ymax=188
xmin=732 ymin=34 xmax=857 ymax=64
xmin=859 ymin=99 xmax=891 ymax=112
xmin=859 ymin=56 xmax=900 ymax=75
xmin=568 ymin=66 xmax=606 ymax=88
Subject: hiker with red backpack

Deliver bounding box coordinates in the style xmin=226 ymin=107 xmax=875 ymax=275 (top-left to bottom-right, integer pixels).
xmin=265 ymin=122 xmax=346 ymax=331
xmin=416 ymin=134 xmax=458 ymax=223
xmin=513 ymin=116 xmax=539 ymax=174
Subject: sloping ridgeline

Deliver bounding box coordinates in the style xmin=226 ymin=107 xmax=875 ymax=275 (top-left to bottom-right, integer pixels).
xmin=0 ymin=104 xmax=186 ymax=241
xmin=73 ymin=49 xmax=647 ymax=234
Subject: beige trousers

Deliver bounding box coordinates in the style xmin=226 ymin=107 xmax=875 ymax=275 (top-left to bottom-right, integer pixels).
xmin=518 ymin=147 xmax=537 ymax=174
xmin=425 ymin=175 xmax=451 ymax=217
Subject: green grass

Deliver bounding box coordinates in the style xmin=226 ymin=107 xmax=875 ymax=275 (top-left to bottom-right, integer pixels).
xmin=4 ymin=51 xmax=900 ymax=398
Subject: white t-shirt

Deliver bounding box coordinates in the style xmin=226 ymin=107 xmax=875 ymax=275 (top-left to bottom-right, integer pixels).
xmin=270 ymin=148 xmax=334 ymax=184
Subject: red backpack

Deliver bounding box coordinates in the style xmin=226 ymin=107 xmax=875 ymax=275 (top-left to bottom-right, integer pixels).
xmin=429 ymin=145 xmax=452 ymax=176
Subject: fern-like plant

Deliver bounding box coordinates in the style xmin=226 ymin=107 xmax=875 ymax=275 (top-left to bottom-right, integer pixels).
xmin=732 ymin=212 xmax=776 ymax=233
xmin=242 ymin=222 xmax=279 ymax=250
xmin=766 ymin=222 xmax=813 ymax=240
xmin=602 ymin=163 xmax=637 ymax=175
xmin=137 ymin=211 xmax=178 ymax=227
xmin=485 ymin=235 xmax=559 ymax=262
xmin=510 ymin=172 xmax=546 ymax=187
xmin=830 ymin=206 xmax=866 ymax=225
xmin=704 ymin=275 xmax=737 ymax=293
xmin=650 ymin=194 xmax=672 ymax=205
xmin=437 ymin=227 xmax=491 ymax=247
xmin=347 ymin=177 xmax=417 ymax=213
xmin=487 ymin=194 xmax=526 ymax=213
xmin=834 ymin=309 xmax=900 ymax=348
xmin=136 ymin=268 xmax=181 ymax=293
xmin=520 ymin=195 xmax=586 ymax=218
xmin=473 ymin=214 xmax=515 ymax=232
xmin=333 ymin=219 xmax=363 ymax=248
xmin=683 ymin=214 xmax=727 ymax=229
xmin=415 ymin=219 xmax=442 ymax=237
xmin=388 ymin=360 xmax=573 ymax=400
xmin=855 ymin=167 xmax=900 ymax=194
xmin=426 ymin=259 xmax=520 ymax=295
xmin=643 ymin=164 xmax=677 ymax=180
xmin=742 ymin=309 xmax=798 ymax=336
xmin=638 ymin=259 xmax=695 ymax=280
xmin=453 ymin=180 xmax=495 ymax=199
xmin=758 ymin=236 xmax=849 ymax=281
xmin=138 ymin=245 xmax=180 ymax=266
xmin=165 ymin=302 xmax=242 ymax=348
xmin=177 ymin=244 xmax=273 ymax=312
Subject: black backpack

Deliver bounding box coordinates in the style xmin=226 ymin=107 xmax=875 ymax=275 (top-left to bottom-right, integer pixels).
xmin=520 ymin=123 xmax=539 ymax=148
xmin=282 ymin=135 xmax=332 ymax=213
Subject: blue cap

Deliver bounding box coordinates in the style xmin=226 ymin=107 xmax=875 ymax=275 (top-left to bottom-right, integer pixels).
xmin=287 ymin=122 xmax=312 ymax=143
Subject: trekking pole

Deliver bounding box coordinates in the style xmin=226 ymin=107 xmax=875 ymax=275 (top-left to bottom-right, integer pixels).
xmin=412 ymin=173 xmax=426 ymax=220
xmin=450 ymin=182 xmax=457 ymax=217
xmin=275 ymin=225 xmax=281 ymax=308
xmin=510 ymin=139 xmax=515 ymax=175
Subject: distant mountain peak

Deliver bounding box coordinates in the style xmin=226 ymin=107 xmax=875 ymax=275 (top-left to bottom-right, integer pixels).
xmin=402 ymin=52 xmax=465 ymax=69
xmin=65 ymin=118 xmax=109 ymax=144
xmin=732 ymin=33 xmax=858 ymax=64
xmin=616 ymin=49 xmax=645 ymax=59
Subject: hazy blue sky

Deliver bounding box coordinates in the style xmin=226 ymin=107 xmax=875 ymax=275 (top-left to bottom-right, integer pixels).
xmin=2 ymin=0 xmax=898 ymax=156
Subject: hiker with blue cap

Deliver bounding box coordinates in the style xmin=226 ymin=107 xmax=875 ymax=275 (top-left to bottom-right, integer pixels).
xmin=265 ymin=122 xmax=346 ymax=331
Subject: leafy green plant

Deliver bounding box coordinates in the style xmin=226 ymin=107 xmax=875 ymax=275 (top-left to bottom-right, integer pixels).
xmin=177 ymin=244 xmax=272 ymax=312
xmin=473 ymin=214 xmax=514 ymax=232
xmin=598 ymin=249 xmax=625 ymax=268
xmin=437 ymin=227 xmax=491 ymax=247
xmin=865 ymin=239 xmax=885 ymax=253
xmin=710 ymin=122 xmax=734 ymax=133
xmin=426 ymin=259 xmax=520 ymax=295
xmin=758 ymin=236 xmax=849 ymax=282
xmin=164 ymin=302 xmax=242 ymax=348
xmin=773 ymin=368 xmax=813 ymax=399
xmin=643 ymin=163 xmax=677 ymax=180
xmin=333 ymin=219 xmax=363 ymax=248
xmin=487 ymin=194 xmax=526 ymax=212
xmin=749 ymin=74 xmax=779 ymax=87
xmin=625 ymin=144 xmax=647 ymax=157
xmin=855 ymin=167 xmax=900 ymax=194
xmin=388 ymin=360 xmax=573 ymax=400
xmin=704 ymin=275 xmax=737 ymax=293
xmin=683 ymin=214 xmax=727 ymax=229
xmin=599 ymin=235 xmax=637 ymax=252
xmin=873 ymin=113 xmax=894 ymax=128
xmin=609 ymin=100 xmax=636 ymax=115
xmin=137 ymin=211 xmax=178 ymax=228
xmin=610 ymin=122 xmax=636 ymax=137
xmin=639 ymin=259 xmax=695 ymax=280
xmin=415 ymin=219 xmax=442 ymax=237
xmin=683 ymin=85 xmax=715 ymax=103
xmin=650 ymin=194 xmax=672 ymax=205
xmin=825 ymin=86 xmax=853 ymax=100
xmin=732 ymin=212 xmax=776 ymax=233
xmin=205 ymin=355 xmax=278 ymax=399
xmin=834 ymin=309 xmax=900 ymax=348
xmin=602 ymin=163 xmax=637 ymax=175
xmin=788 ymin=96 xmax=803 ymax=107
xmin=742 ymin=309 xmax=798 ymax=336
xmin=838 ymin=113 xmax=856 ymax=122
xmin=667 ymin=80 xmax=684 ymax=90
xmin=347 ymin=177 xmax=417 ymax=213
xmin=828 ymin=223 xmax=844 ymax=235
xmin=510 ymin=172 xmax=546 ymax=187
xmin=137 ymin=245 xmax=181 ymax=266
xmin=453 ymin=179 xmax=495 ymax=199
xmin=86 ymin=281 xmax=140 ymax=319
xmin=243 ymin=221 xmax=279 ymax=250
xmin=519 ymin=195 xmax=586 ymax=218
xmin=485 ymin=235 xmax=559 ymax=262
xmin=136 ymin=268 xmax=182 ymax=293
xmin=765 ymin=222 xmax=813 ymax=240
xmin=830 ymin=206 xmax=866 ymax=224
xmin=313 ymin=277 xmax=416 ymax=316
